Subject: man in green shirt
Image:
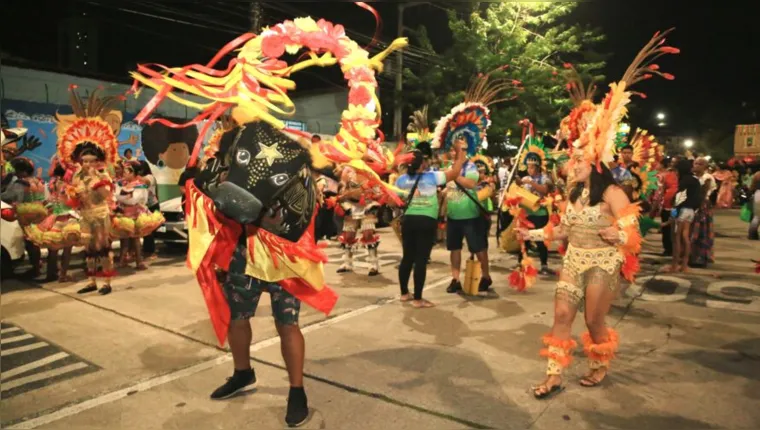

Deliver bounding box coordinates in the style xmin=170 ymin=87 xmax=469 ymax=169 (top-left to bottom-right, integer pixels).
xmin=442 ymin=139 xmax=492 ymax=295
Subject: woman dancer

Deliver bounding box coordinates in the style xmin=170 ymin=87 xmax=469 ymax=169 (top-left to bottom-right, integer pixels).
xmin=395 ymin=141 xmax=465 ymax=308
xmin=522 ymin=28 xmax=677 ymax=398
xmin=523 ymin=157 xmax=638 ymax=396
xmin=114 ymin=161 xmax=152 ymax=270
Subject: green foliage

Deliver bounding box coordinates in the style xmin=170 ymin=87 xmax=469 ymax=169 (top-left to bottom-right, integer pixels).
xmin=403 ymin=2 xmax=607 ymax=155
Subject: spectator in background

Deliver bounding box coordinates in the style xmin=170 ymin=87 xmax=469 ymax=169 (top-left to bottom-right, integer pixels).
xmin=749 ymin=172 xmax=760 ymax=240
xmin=123 ymin=148 xmax=134 ymax=162
xmin=668 ymin=159 xmax=700 ymax=273
xmin=690 ymin=157 xmax=716 ymax=268
xmin=657 ymin=157 xmax=678 ymax=256
xmin=140 ymin=160 xmax=160 ymax=260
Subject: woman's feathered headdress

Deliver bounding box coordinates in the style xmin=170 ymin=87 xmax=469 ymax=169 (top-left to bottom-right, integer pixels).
xmin=570 ymin=29 xmax=679 ymax=170
xmin=406 ymin=105 xmax=432 ymax=148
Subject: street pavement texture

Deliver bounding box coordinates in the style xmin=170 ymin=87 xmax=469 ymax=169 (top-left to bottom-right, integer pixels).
xmin=1 ymin=210 xmax=759 ymax=429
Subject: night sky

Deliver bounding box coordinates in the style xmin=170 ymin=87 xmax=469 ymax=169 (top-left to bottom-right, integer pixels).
xmin=2 ymin=1 xmax=758 ymax=145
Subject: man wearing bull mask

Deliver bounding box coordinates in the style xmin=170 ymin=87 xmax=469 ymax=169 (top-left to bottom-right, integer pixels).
xmin=129 ymin=11 xmax=410 ymax=425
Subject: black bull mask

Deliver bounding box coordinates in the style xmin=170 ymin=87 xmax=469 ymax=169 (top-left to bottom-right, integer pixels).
xmin=197 ymin=121 xmax=322 ymax=243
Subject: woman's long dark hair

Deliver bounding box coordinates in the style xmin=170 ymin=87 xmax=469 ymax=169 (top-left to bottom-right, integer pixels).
xmin=408 ymin=141 xmax=432 ymax=175
xmin=569 ymin=162 xmax=618 ymax=206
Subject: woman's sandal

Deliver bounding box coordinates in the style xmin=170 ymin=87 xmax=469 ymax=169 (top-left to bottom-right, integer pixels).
xmin=579 ymin=375 xmax=606 ymax=388
xmin=532 ymin=383 xmax=565 ymax=400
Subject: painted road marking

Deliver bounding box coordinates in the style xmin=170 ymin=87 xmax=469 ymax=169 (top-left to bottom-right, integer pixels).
xmin=1 ymin=342 xmax=48 ymax=357
xmin=3 ymin=363 xmax=90 ymax=391
xmin=2 ymin=352 xmax=70 ymax=381
xmin=0 ymin=324 xmax=100 ymax=401
xmin=1 ymin=334 xmax=34 ymax=345
xmin=9 ymin=276 xmax=451 ymax=430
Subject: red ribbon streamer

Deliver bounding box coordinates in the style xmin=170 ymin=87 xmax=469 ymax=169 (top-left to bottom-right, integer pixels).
xmin=356 ymin=2 xmax=382 ymax=50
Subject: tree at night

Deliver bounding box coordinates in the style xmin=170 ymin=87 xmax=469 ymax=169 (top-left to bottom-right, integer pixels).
xmin=404 ymin=2 xmax=607 ymax=154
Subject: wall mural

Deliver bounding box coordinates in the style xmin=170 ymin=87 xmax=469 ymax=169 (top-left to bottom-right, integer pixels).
xmin=2 ymin=99 xmax=218 ymax=204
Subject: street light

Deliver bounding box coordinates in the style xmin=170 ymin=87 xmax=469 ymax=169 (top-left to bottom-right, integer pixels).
xmin=684 ymin=139 xmax=694 ymax=148
xmin=657 ymin=112 xmax=666 ymax=120
xmin=658 ymin=122 xmax=666 ymax=127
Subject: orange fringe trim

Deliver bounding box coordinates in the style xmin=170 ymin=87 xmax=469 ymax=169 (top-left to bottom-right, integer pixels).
xmin=542 ymin=222 xmax=554 ymax=249
xmin=539 ymin=334 xmax=578 ymax=368
xmin=581 ymin=328 xmax=619 ymax=362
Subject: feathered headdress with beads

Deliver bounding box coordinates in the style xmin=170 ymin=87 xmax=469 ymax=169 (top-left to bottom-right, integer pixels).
xmin=433 ymin=67 xmax=521 ymax=156
xmin=628 ymin=128 xmax=661 ymax=199
xmin=569 ymin=29 xmax=679 ymax=170
xmin=55 ymin=87 xmax=123 ymax=169
xmin=471 ymin=153 xmax=494 ymax=175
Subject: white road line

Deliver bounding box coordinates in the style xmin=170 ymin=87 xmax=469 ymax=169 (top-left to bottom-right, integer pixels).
xmin=1 ymin=334 xmax=34 ymax=345
xmin=1 ymin=342 xmax=49 ymax=357
xmin=2 ymin=362 xmax=89 ymax=392
xmin=1 ymin=327 xmax=21 ymax=335
xmin=9 ymin=276 xmax=450 ymax=429
xmin=2 ymin=352 xmax=70 ymax=382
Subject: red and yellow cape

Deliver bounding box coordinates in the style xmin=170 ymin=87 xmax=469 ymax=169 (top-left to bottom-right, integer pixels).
xmin=185 ymin=181 xmax=339 ymax=346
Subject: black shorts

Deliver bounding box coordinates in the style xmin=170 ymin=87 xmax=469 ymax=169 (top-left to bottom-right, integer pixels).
xmin=446 ymin=217 xmax=488 ymax=253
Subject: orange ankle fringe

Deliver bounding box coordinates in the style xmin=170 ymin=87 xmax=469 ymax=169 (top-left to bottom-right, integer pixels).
xmin=539 ymin=334 xmax=578 ymax=368
xmin=581 ymin=328 xmax=619 ymax=362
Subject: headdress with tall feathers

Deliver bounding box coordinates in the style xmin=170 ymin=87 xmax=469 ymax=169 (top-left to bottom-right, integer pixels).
xmin=433 ymin=67 xmax=521 ymax=156
xmin=56 ymin=87 xmax=123 ymax=168
xmin=406 ymin=105 xmax=432 ymax=148
xmin=569 ymin=29 xmax=679 ymax=170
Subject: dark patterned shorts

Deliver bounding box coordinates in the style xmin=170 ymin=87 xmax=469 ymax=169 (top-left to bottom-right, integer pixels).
xmin=223 ymin=243 xmax=301 ymax=325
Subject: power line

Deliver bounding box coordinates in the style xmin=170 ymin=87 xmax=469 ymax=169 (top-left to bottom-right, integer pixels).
xmin=82 ymin=1 xmax=241 ymax=36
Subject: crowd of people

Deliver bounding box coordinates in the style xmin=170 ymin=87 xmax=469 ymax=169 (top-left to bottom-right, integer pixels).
xmin=1 ymin=92 xmax=164 ymax=294
xmin=2 ymin=10 xmax=758 ymax=427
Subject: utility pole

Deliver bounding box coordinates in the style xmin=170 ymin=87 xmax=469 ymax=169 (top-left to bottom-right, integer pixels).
xmin=393 ymin=3 xmax=424 ymax=141
xmin=249 ymin=1 xmax=264 ymax=33
xmin=393 ymin=3 xmax=405 ymax=142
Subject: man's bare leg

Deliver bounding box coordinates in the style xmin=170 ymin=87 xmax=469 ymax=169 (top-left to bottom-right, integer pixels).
xmin=276 ymin=323 xmax=305 ymax=387
xmin=210 ymin=320 xmax=257 ymax=400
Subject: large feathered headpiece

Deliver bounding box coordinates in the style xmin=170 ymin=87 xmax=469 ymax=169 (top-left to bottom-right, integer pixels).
xmin=570 ymin=29 xmax=679 ymax=170
xmin=55 ymin=87 xmax=123 ymax=169
xmin=433 ymin=67 xmax=521 ymax=156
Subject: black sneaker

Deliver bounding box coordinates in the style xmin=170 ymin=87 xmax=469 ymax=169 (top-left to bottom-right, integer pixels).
xmin=78 ymin=284 xmax=97 ymax=294
xmin=478 ymin=277 xmax=493 ymax=295
xmin=285 ymin=386 xmax=309 ymax=427
xmin=210 ymin=368 xmax=257 ymax=400
xmin=446 ymin=279 xmax=462 ymax=294
xmin=539 ymin=266 xmax=554 ymax=276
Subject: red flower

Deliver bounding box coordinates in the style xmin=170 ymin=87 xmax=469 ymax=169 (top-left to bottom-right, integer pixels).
xmin=648 ymin=64 xmax=660 ymax=71
xmin=512 ymin=79 xmax=522 ymax=86
xmin=660 ymin=46 xmax=680 ymax=54
xmin=261 ymin=34 xmax=286 ymax=58
xmin=344 ymin=66 xmax=376 ymax=84
xmin=563 ymin=62 xmax=573 ymax=69
xmin=552 ymin=70 xmax=558 ymax=76
xmin=349 ymin=85 xmax=373 ymax=106
xmin=509 ymin=270 xmax=526 ymax=292
xmin=642 ymin=74 xmax=653 ymax=80
xmin=662 ymin=73 xmax=675 ymax=80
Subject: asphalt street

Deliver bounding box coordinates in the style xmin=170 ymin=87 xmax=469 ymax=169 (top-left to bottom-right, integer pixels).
xmin=1 ymin=210 xmax=759 ymax=429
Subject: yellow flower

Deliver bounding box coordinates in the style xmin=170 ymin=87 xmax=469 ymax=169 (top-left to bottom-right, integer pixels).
xmin=293 ymin=17 xmax=319 ymax=32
